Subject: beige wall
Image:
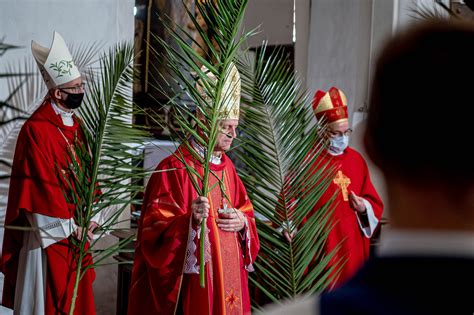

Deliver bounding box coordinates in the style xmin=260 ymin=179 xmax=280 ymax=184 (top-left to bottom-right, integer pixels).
xmin=243 ymin=0 xmax=294 ymax=48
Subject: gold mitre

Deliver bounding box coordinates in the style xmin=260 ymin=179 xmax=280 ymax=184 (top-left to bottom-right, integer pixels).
xmin=31 ymin=31 xmax=81 ymax=90
xmin=312 ymin=87 xmax=349 ymax=125
xmin=196 ymin=63 xmax=240 ymax=120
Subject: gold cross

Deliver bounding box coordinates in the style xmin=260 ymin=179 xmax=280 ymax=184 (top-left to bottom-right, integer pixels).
xmin=333 ymin=170 xmax=351 ymax=201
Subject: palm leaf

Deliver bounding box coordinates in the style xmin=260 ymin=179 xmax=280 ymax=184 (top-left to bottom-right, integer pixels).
xmin=0 ymin=38 xmax=21 ymax=57
xmin=56 ymin=42 xmax=149 ymax=314
xmin=236 ymin=44 xmax=341 ymax=305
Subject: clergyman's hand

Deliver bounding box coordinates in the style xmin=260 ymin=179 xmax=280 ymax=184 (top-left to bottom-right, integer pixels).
xmin=349 ymin=191 xmax=366 ymax=214
xmin=192 ymin=196 xmax=210 ymax=225
xmin=72 ymin=226 xmax=94 ymax=242
xmin=89 ymin=221 xmax=99 ymax=233
xmin=216 ymin=209 xmax=245 ymax=232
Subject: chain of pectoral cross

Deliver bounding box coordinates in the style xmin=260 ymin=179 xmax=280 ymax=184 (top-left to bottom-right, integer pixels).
xmin=56 ymin=126 xmax=82 ymax=182
xmin=216 ymin=171 xmax=232 ymax=214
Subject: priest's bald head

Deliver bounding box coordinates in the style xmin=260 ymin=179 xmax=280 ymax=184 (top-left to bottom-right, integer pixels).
xmin=365 ymin=19 xmax=474 ymax=230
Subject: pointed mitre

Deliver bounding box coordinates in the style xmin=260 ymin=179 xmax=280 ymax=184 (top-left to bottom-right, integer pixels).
xmin=31 ymin=31 xmax=81 ymax=89
xmin=312 ymin=86 xmax=349 ymax=125
xmin=196 ymin=63 xmax=240 ymax=120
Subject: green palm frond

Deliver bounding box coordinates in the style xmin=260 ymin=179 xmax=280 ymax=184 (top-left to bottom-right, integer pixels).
xmin=236 ymin=44 xmax=341 ymax=305
xmin=61 ymin=42 xmax=149 ymax=314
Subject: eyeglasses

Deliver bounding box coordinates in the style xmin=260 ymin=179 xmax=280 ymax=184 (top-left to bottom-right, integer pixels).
xmin=59 ymin=82 xmax=86 ymax=93
xmin=328 ymin=128 xmax=352 ymax=138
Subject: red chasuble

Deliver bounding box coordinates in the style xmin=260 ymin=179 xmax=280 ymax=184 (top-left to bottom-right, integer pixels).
xmin=309 ymin=147 xmax=383 ymax=288
xmin=128 ymin=144 xmax=259 ymax=315
xmin=1 ymin=100 xmax=96 ymax=314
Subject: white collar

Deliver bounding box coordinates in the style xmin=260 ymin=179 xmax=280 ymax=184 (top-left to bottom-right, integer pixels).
xmin=51 ymin=100 xmax=74 ymax=117
xmin=328 ymin=149 xmax=344 ymax=156
xmin=191 ymin=138 xmax=222 ymax=165
xmin=377 ymin=229 xmax=474 ymax=258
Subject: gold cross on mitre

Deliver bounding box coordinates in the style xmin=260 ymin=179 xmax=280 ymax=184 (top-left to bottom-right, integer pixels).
xmin=333 ymin=170 xmax=351 ymax=201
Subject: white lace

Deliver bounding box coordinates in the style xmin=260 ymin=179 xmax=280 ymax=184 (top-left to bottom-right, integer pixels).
xmin=184 ymin=227 xmax=199 ymax=274
xmin=183 ymin=222 xmax=211 ymax=274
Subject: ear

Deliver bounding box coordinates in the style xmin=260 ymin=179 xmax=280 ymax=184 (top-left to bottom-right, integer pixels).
xmin=52 ymin=88 xmax=63 ymax=100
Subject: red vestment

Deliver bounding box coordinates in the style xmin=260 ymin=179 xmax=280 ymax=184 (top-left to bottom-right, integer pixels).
xmin=128 ymin=144 xmax=259 ymax=315
xmin=309 ymin=147 xmax=383 ymax=288
xmin=1 ymin=100 xmax=96 ymax=314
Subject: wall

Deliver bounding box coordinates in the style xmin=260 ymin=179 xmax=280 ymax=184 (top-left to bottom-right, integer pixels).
xmin=243 ymin=0 xmax=311 ymax=87
xmin=243 ymin=0 xmax=294 ymax=48
xmin=0 ymin=1 xmax=134 ymax=314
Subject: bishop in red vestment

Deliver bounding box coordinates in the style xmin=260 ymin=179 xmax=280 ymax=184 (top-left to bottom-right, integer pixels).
xmin=128 ymin=64 xmax=259 ymax=315
xmin=1 ymin=32 xmax=96 ymax=314
xmin=307 ymin=87 xmax=384 ymax=288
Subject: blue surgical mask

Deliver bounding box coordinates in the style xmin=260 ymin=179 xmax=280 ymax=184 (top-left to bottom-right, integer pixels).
xmin=328 ymin=135 xmax=349 ymax=155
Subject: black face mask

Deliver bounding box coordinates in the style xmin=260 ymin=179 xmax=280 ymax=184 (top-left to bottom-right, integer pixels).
xmin=59 ymin=89 xmax=84 ymax=109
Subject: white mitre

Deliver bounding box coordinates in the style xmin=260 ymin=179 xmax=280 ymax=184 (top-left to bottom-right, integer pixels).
xmin=196 ymin=63 xmax=241 ymax=120
xmin=31 ymin=31 xmax=80 ymax=89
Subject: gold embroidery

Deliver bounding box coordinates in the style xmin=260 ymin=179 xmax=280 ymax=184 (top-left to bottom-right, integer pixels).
xmin=333 ymin=170 xmax=351 ymax=201
xmin=157 ymin=208 xmax=175 ymax=218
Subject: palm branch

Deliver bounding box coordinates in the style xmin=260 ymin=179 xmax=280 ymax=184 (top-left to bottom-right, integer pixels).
xmin=55 ymin=42 xmax=149 ymax=314
xmin=0 ymin=39 xmax=31 ymax=178
xmin=0 ymin=38 xmax=21 ymax=57
xmin=145 ymin=0 xmax=257 ymax=287
xmin=236 ymin=45 xmax=342 ymax=306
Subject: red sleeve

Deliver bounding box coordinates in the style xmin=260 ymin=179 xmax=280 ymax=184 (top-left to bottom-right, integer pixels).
xmin=6 ymin=123 xmax=71 ymax=223
xmin=359 ymin=158 xmax=384 ymax=220
xmin=138 ymin=158 xmax=193 ymax=270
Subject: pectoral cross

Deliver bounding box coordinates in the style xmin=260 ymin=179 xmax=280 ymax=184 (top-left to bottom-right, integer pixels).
xmin=217 ymin=172 xmax=233 ymax=215
xmin=218 ymin=197 xmax=232 ymax=215
xmin=333 ymin=170 xmax=351 ymax=201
